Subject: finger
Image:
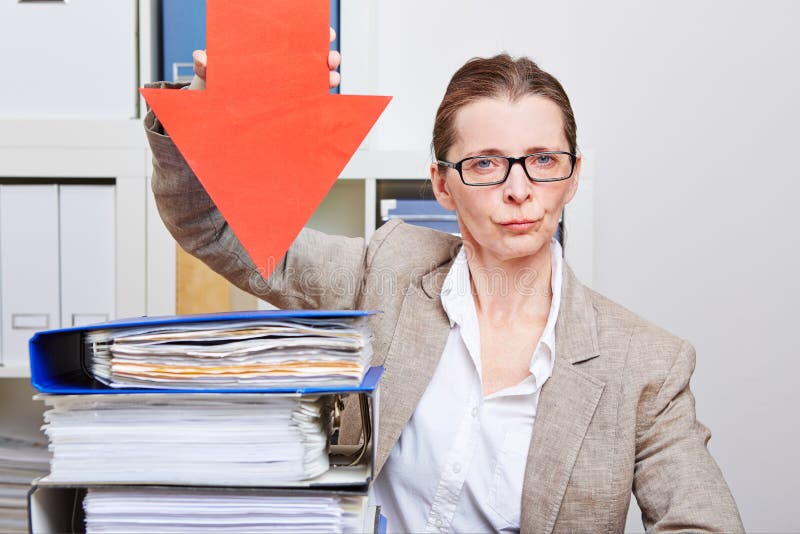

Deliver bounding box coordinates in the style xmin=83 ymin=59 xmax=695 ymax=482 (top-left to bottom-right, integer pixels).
xmin=329 ymin=70 xmax=341 ymax=89
xmin=329 ymin=27 xmax=336 ymax=44
xmin=328 ymin=50 xmax=341 ymax=71
xmin=192 ymin=49 xmax=207 ymax=81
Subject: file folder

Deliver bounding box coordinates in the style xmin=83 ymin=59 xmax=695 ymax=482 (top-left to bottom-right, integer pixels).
xmin=33 ymin=367 xmax=382 ymax=487
xmin=29 ymin=309 xmax=376 ymax=394
xmin=29 ymin=485 xmax=387 ymax=534
xmin=30 ymin=383 xmax=384 ymax=530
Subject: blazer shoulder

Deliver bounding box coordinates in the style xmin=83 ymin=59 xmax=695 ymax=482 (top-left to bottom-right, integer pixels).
xmin=584 ymin=287 xmax=690 ymax=374
xmin=366 ymin=219 xmax=461 ymax=274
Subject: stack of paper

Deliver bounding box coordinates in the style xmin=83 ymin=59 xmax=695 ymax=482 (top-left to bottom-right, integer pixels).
xmin=41 ymin=394 xmax=330 ymax=485
xmin=83 ymin=488 xmax=371 ymax=534
xmin=0 ymin=435 xmax=50 ymax=532
xmin=29 ymin=311 xmax=383 ymax=532
xmin=87 ymin=317 xmax=372 ymax=389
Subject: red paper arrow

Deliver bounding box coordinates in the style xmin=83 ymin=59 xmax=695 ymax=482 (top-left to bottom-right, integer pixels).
xmin=141 ymin=0 xmax=391 ymax=279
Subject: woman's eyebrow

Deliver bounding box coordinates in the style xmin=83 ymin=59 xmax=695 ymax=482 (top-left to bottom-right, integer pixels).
xmin=462 ymin=148 xmax=506 ymax=158
xmin=525 ymin=146 xmax=557 ymax=153
xmin=461 ymin=146 xmax=560 ymax=158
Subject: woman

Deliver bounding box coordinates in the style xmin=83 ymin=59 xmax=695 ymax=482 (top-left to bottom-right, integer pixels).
xmin=145 ymin=37 xmax=743 ymax=533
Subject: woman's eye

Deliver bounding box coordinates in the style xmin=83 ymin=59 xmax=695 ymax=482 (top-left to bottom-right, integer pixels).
xmin=534 ymin=155 xmax=553 ymax=166
xmin=465 ymin=157 xmax=500 ymax=173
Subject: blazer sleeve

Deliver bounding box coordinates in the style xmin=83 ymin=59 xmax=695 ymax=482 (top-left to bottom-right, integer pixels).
xmin=143 ymin=85 xmax=367 ymax=310
xmin=633 ymin=339 xmax=744 ymax=533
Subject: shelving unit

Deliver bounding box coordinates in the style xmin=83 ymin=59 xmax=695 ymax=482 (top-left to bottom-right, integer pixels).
xmin=0 ymin=1 xmax=171 ymax=456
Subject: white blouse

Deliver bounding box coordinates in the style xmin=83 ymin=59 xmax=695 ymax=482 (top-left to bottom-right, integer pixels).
xmin=370 ymin=239 xmax=564 ymax=533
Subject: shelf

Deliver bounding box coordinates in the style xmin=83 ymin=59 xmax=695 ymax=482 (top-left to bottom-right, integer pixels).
xmin=0 ymin=119 xmax=146 ymax=150
xmin=0 ymin=365 xmax=30 ymax=379
xmin=340 ymin=150 xmax=430 ymax=180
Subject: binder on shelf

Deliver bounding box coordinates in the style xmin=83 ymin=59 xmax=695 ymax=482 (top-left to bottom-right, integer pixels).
xmin=59 ymin=185 xmax=115 ymax=330
xmin=29 ymin=309 xmax=376 ymax=394
xmin=380 ymin=198 xmax=460 ymax=235
xmin=161 ymin=0 xmax=206 ymax=83
xmin=1 ymin=185 xmax=60 ymax=368
xmin=0 ymin=0 xmax=137 ymax=118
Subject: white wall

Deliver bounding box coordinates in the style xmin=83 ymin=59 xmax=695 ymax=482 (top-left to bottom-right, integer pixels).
xmin=359 ymin=1 xmax=800 ymax=531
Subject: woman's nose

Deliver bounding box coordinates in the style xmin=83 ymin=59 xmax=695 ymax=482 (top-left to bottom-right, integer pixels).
xmin=503 ymin=161 xmax=532 ymax=203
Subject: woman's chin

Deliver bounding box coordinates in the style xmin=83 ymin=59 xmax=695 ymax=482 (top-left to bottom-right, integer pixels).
xmin=480 ymin=239 xmax=550 ymax=264
xmin=462 ymin=228 xmax=552 ymax=262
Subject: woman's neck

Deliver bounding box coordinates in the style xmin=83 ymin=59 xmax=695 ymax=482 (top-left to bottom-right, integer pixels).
xmin=465 ymin=243 xmax=554 ymax=324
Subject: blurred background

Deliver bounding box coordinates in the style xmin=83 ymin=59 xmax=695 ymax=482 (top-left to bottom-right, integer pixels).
xmin=0 ymin=1 xmax=797 ymax=532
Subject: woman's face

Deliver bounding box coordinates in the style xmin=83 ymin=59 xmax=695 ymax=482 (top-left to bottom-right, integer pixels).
xmin=431 ymin=95 xmax=580 ymax=264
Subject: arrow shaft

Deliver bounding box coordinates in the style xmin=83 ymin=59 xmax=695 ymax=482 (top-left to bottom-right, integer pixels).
xmin=207 ymin=0 xmax=329 ymax=95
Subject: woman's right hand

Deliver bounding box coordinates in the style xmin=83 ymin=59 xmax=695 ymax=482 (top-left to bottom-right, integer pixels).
xmin=191 ymin=27 xmax=342 ymax=88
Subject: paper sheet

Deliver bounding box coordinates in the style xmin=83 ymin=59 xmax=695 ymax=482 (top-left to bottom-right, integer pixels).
xmin=88 ymin=317 xmax=372 ymax=389
xmin=42 ymin=395 xmax=330 ymax=485
xmin=83 ymin=488 xmax=369 ymax=533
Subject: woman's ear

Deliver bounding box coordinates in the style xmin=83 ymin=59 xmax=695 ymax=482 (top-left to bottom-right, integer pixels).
xmin=431 ymin=163 xmax=457 ymax=211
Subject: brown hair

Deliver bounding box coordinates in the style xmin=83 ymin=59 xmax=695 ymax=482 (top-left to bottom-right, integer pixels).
xmin=432 ymin=54 xmax=577 ymax=163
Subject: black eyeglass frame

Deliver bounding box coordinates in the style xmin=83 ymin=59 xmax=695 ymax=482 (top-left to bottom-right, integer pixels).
xmin=436 ymin=151 xmax=578 ymax=186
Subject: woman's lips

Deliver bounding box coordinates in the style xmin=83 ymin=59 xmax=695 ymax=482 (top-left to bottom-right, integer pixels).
xmin=499 ymin=219 xmax=541 ymax=232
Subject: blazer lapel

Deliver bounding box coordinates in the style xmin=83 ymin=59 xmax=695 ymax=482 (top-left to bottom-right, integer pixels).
xmin=375 ymin=265 xmax=452 ymax=475
xmin=520 ymin=265 xmax=605 ymax=534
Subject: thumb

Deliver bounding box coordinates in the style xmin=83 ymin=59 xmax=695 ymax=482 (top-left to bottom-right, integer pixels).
xmin=192 ymin=50 xmax=207 ymax=81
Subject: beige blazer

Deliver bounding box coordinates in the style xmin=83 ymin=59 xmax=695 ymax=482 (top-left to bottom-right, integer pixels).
xmin=145 ymin=103 xmax=744 ymax=533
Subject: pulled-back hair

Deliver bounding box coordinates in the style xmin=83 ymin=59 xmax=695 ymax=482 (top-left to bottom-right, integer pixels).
xmin=432 ymin=54 xmax=577 ymax=163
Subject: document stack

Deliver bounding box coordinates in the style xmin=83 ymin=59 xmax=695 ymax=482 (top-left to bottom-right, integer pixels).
xmin=27 ymin=310 xmax=384 ymax=534
xmin=0 ymin=435 xmax=49 ymax=533
xmin=88 ymin=314 xmax=371 ymax=389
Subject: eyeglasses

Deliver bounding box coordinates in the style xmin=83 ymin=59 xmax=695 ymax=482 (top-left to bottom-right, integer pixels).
xmin=436 ymin=151 xmax=577 ymax=186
